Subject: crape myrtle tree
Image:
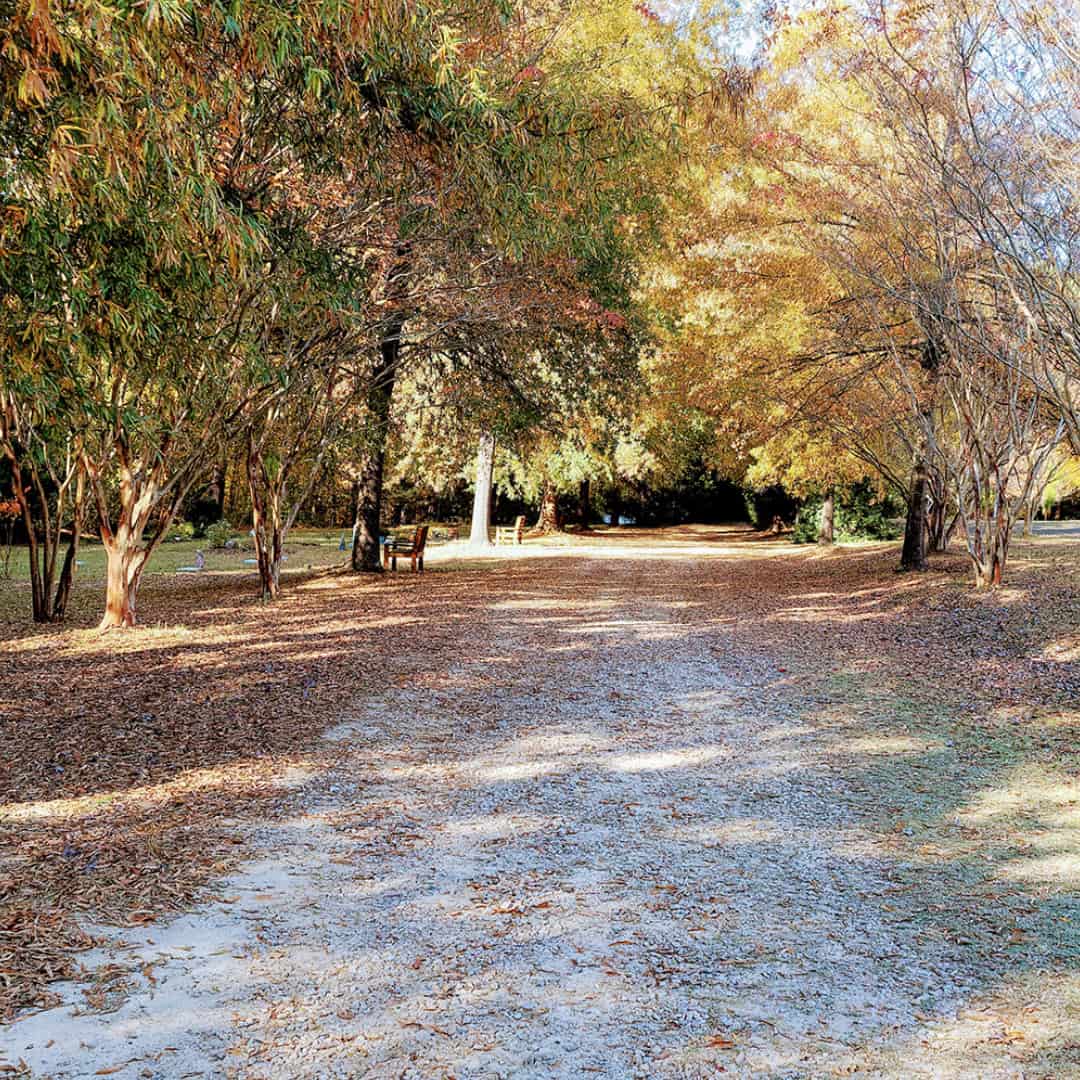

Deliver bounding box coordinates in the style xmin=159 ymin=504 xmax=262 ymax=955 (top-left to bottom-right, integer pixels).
xmin=823 ymin=1 xmax=1072 ymax=585
xmin=0 ymin=6 xmax=240 ymax=630
xmin=1 ymin=0 xmax=413 ymax=625
xmin=903 ymin=0 xmax=1080 ymax=454
xmin=4 ymin=0 xmax=548 ymax=623
xmin=0 ymin=375 xmax=85 ymax=622
xmin=240 ymin=249 xmax=364 ymax=601
xmin=714 ymin=0 xmax=1072 ymax=586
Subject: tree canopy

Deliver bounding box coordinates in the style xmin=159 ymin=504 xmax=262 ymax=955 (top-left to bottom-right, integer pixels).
xmin=2 ymin=0 xmax=1077 ymax=624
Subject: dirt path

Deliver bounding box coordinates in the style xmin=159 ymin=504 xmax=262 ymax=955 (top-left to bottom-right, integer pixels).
xmin=4 ymin=531 xmax=1077 ymax=1078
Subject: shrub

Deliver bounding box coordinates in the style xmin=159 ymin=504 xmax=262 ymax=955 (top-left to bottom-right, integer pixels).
xmin=793 ymin=483 xmax=903 ymax=543
xmin=744 ymin=485 xmax=798 ymax=529
xmin=165 ymin=520 xmax=197 ymax=543
xmin=792 ymin=502 xmax=823 ymax=544
xmin=205 ymin=519 xmax=235 ymax=549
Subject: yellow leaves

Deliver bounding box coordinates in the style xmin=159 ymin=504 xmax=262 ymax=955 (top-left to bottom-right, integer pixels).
xmin=17 ymin=66 xmax=50 ymax=105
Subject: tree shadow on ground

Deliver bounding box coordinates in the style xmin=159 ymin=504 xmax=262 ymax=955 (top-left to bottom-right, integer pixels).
xmin=1 ymin=526 xmax=1076 ymax=1071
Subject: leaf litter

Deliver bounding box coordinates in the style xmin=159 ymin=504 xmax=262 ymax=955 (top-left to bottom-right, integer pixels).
xmin=0 ymin=525 xmax=1077 ymax=1077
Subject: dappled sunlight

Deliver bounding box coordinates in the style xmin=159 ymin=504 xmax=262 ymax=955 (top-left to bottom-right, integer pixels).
xmin=567 ymin=619 xmax=685 ymax=641
xmin=837 ymin=734 xmax=941 ymax=757
xmin=0 ymin=761 xmax=317 ymax=824
xmin=678 ymin=688 xmax=736 ymax=713
xmin=501 ymin=731 xmax=614 ymax=757
xmin=949 ymin=767 xmax=1080 ymax=889
xmin=680 ymin=816 xmax=787 ymax=846
xmin=999 ymin=851 xmax=1080 ymax=886
xmin=478 ymin=760 xmax=565 ymax=781
xmin=608 ymin=746 xmax=728 ymax=773
xmin=489 ymin=596 xmax=616 ymax=613
xmin=1040 ymin=634 xmax=1080 ymax=663
xmin=756 ymin=722 xmax=823 ymax=742
xmin=772 ymin=602 xmax=896 ymax=625
xmin=960 ymin=770 xmax=1079 ymax=826
xmin=3 ymin=525 xmax=1077 ymax=1072
xmin=820 ymin=970 xmax=1080 ymax=1077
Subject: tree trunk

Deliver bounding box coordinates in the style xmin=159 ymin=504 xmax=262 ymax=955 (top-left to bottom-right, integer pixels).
xmin=900 ymin=460 xmax=929 ymax=571
xmin=351 ymin=258 xmax=409 ymax=573
xmin=468 ymin=430 xmax=495 ymax=547
xmin=208 ymin=454 xmax=227 ymax=520
xmin=577 ymin=478 xmax=591 ymax=527
xmin=252 ymin=520 xmax=282 ymax=600
xmin=88 ymin=458 xmax=189 ymax=628
xmin=50 ymin=471 xmax=85 ymax=620
xmin=3 ymin=439 xmax=83 ymax=622
xmin=535 ymin=480 xmax=560 ymax=533
xmin=100 ymin=539 xmax=148 ymax=629
xmin=925 ymin=466 xmax=950 ymax=551
xmin=818 ymin=489 xmax=835 ymax=544
xmin=927 ymin=503 xmax=946 ymax=551
xmin=351 ymin=447 xmax=387 ymax=572
xmin=247 ymin=439 xmax=283 ymax=601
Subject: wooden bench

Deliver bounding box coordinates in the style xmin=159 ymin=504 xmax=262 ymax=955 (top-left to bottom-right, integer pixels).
xmin=383 ymin=525 xmax=429 ymax=572
xmin=494 ymin=515 xmax=526 ymax=545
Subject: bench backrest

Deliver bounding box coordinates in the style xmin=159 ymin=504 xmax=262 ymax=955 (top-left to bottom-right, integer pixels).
xmin=413 ymin=524 xmax=429 ymax=551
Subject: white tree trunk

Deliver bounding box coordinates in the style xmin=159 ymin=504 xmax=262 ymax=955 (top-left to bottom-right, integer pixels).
xmin=818 ymin=489 xmax=835 ymax=544
xmin=469 ymin=431 xmax=495 ymax=547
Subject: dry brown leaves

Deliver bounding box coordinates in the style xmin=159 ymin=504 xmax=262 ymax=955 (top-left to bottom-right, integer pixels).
xmin=0 ymin=527 xmax=1076 ymax=1022
xmin=0 ymin=558 xmax=474 ymax=1019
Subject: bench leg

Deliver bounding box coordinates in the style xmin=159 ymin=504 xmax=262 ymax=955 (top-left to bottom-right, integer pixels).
xmin=418 ymin=555 xmax=424 ymax=573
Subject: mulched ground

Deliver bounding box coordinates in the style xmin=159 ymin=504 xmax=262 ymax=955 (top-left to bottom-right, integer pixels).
xmin=0 ymin=527 xmax=1076 ymax=1073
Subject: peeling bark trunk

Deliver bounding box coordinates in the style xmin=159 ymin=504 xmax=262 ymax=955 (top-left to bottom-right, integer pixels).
xmin=1 ymin=418 xmax=85 ymax=622
xmin=818 ymin=489 xmax=835 ymax=544
xmin=926 ymin=466 xmax=951 ymax=551
xmin=87 ymin=455 xmax=195 ymax=629
xmin=535 ymin=480 xmax=560 ymax=533
xmin=100 ymin=539 xmax=149 ymax=629
xmin=252 ymin=518 xmax=282 ymax=600
xmin=247 ymin=440 xmax=283 ymax=601
xmin=469 ymin=431 xmax=495 ymax=547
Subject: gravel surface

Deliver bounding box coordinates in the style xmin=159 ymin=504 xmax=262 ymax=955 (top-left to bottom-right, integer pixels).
xmin=3 ymin=530 xmax=1077 ymax=1078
